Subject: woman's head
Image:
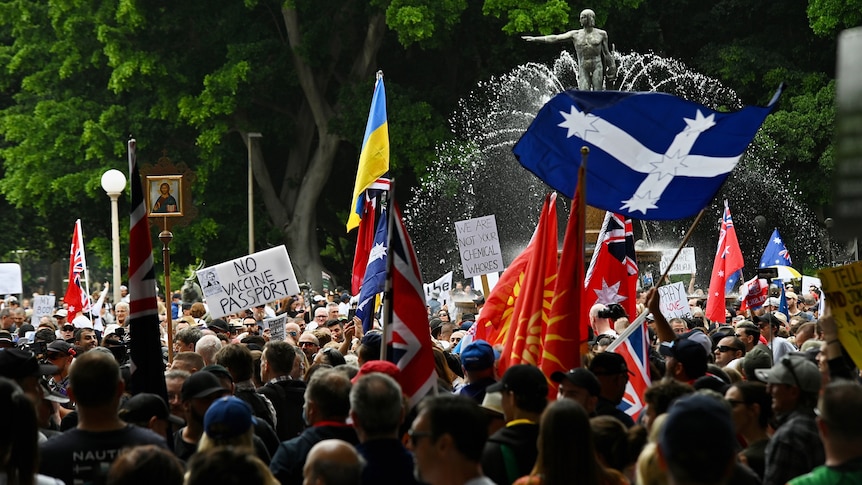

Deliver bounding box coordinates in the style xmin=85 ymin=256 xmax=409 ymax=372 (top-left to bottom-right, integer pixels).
xmin=0 ymin=377 xmax=38 ymax=485
xmin=536 ymin=399 xmax=600 ymax=485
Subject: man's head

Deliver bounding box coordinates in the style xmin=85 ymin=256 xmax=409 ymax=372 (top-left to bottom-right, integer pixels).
xmin=261 ymin=340 xmax=296 ymax=382
xmin=410 ymin=395 xmax=489 ymax=485
xmin=45 ymin=340 xmax=76 ymax=375
xmin=74 ymin=327 xmax=97 ymax=352
xmin=658 ymin=394 xmax=736 ymax=484
xmin=669 ymin=318 xmax=688 ymax=335
xmin=349 ymin=373 xmax=404 ymax=441
xmin=589 ymin=352 xmax=630 ymax=404
xmin=816 ymin=380 xmax=862 ymax=451
xmin=214 ymin=343 xmax=255 ymax=382
xmin=119 ymin=392 xmax=184 ymax=439
xmin=754 ymin=312 xmax=781 ymax=340
xmin=325 ymin=319 xmax=344 ymax=343
xmin=174 ymin=326 xmax=203 ymax=354
xmin=181 ymin=370 xmax=230 ymax=427
xmin=713 ymin=336 xmax=745 ymax=367
xmin=734 ymin=321 xmax=760 ymax=351
xmin=170 ymin=351 xmax=205 ymax=374
xmin=298 ymin=332 xmax=321 ymax=362
xmin=551 ymin=368 xmax=600 ymax=414
xmin=68 ymin=351 xmax=123 ymax=408
xmin=0 ymin=348 xmax=58 ymax=403
xmin=486 ymin=364 xmax=548 ymax=421
xmin=460 ymin=340 xmax=496 ymax=377
xmin=304 ymin=368 xmax=352 ymax=424
xmin=303 ymin=439 xmax=365 ymax=485
xmin=755 ymin=354 xmax=821 ymax=414
xmin=659 ymin=338 xmax=709 ymax=382
xmin=241 ymin=316 xmax=259 ymax=336
xmin=165 ymin=369 xmax=191 ymax=419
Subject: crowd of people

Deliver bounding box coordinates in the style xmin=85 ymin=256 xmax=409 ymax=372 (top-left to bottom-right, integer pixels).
xmin=0 ymin=278 xmax=861 ymax=485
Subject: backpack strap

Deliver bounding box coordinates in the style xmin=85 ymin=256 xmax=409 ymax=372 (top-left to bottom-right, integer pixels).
xmin=500 ymin=443 xmax=519 ymax=485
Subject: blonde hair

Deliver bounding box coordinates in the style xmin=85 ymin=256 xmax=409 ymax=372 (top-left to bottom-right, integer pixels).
xmin=197 ymin=426 xmax=255 ymax=454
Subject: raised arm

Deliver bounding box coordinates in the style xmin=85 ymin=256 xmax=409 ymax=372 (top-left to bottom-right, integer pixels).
xmin=522 ymin=31 xmax=576 ymax=44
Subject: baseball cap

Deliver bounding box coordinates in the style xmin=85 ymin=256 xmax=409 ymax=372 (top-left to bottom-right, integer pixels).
xmin=204 ymin=396 xmax=256 ymax=440
xmin=351 ymin=360 xmax=402 ymax=386
xmin=755 ymin=355 xmax=821 ymax=393
xmin=53 ymin=309 xmax=68 ymax=318
xmin=181 ymin=370 xmax=229 ymax=401
xmin=659 ymin=394 xmax=736 ymax=478
xmin=201 ymin=364 xmax=234 ymax=383
xmin=460 ymin=340 xmax=496 ymax=372
xmin=47 ymin=340 xmax=75 ymax=356
xmin=208 ymin=319 xmax=230 ymax=333
xmin=550 ymin=368 xmax=601 ymax=396
xmin=0 ymin=348 xmax=58 ymax=380
xmin=679 ymin=329 xmax=712 ymax=356
xmin=589 ymin=352 xmax=631 ymax=376
xmin=659 ymin=338 xmax=709 ymax=378
xmin=359 ymin=332 xmax=382 ymax=357
xmin=753 ymin=312 xmax=781 ymax=328
xmin=487 ymin=364 xmax=548 ymax=397
xmin=72 ymin=315 xmax=92 ymax=329
xmin=120 ymin=393 xmax=184 ymax=426
xmin=103 ymin=324 xmax=121 ymax=338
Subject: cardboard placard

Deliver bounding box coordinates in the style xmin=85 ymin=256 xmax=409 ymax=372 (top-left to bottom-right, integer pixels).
xmin=0 ymin=263 xmax=23 ymax=295
xmin=819 ymin=261 xmax=862 ymax=369
xmin=31 ymin=295 xmax=56 ymax=326
xmin=657 ymin=282 xmax=692 ymax=320
xmin=266 ymin=315 xmax=287 ymax=342
xmin=197 ymin=245 xmax=300 ymax=319
xmin=455 ymin=215 xmax=504 ymax=278
xmin=659 ymin=248 xmax=696 ymax=276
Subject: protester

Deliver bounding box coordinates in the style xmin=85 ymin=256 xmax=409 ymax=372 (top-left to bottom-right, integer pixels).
xmin=169 ymin=351 xmax=204 ymax=373
xmin=303 ymin=439 xmax=366 ymax=485
xmin=198 ymin=395 xmax=272 ymax=463
xmin=455 ymin=339 xmax=497 ymax=403
xmin=258 ymin=340 xmax=307 ymax=441
xmin=551 ymin=367 xmax=600 ymax=414
xmin=186 ymin=447 xmax=279 ymax=485
xmin=39 ymin=352 xmax=166 ymax=484
xmin=105 ymin=445 xmax=184 ymax=485
xmin=173 ymin=370 xmax=230 ymax=460
xmin=214 ymin=343 xmax=277 ymax=429
xmin=589 ymin=352 xmax=635 ymax=427
xmin=409 ymin=394 xmax=493 ymax=485
xmin=724 ymin=381 xmax=772 ymax=480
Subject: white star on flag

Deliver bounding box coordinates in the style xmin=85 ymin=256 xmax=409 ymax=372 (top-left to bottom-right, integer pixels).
xmin=368 ymin=242 xmax=386 ymax=262
xmin=718 ymin=270 xmax=724 ymax=277
xmin=593 ymin=279 xmax=628 ymax=305
xmin=774 ymin=237 xmax=782 ymax=244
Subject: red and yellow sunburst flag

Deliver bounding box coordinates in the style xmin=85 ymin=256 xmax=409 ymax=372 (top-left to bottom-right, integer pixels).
xmin=541 ymin=161 xmax=586 ymax=394
xmin=498 ymin=193 xmax=559 ymax=373
xmin=473 ymin=247 xmax=530 ymax=346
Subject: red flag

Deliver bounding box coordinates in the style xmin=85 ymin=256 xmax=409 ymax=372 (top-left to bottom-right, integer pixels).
xmin=542 ymin=166 xmax=586 ymax=385
xmin=584 ymin=212 xmax=638 ymax=323
xmin=499 ymin=193 xmax=558 ymax=372
xmin=127 ymin=139 xmax=168 ymax=401
xmin=386 ymin=202 xmax=436 ymax=409
xmin=63 ymin=219 xmax=90 ymax=321
xmin=351 ymin=199 xmax=375 ymax=295
xmin=705 ymin=201 xmax=744 ymax=323
xmin=473 ymin=247 xmax=531 ymax=346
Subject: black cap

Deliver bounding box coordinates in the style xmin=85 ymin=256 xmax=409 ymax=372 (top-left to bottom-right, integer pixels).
xmin=753 ymin=312 xmax=781 ymax=328
xmin=181 ymin=370 xmax=228 ymax=401
xmin=589 ymin=352 xmax=631 ymax=376
xmin=202 ymin=364 xmax=234 ymax=383
xmin=47 ymin=340 xmax=75 ymax=356
xmin=550 ymin=368 xmax=601 ymax=396
xmin=487 ymin=364 xmax=548 ymax=397
xmin=208 ymin=319 xmax=230 ymax=333
xmin=0 ymin=348 xmax=58 ymax=380
xmin=120 ymin=393 xmax=184 ymax=426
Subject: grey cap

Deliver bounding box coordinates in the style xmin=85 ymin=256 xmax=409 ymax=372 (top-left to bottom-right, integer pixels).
xmin=755 ymin=355 xmax=821 ymax=393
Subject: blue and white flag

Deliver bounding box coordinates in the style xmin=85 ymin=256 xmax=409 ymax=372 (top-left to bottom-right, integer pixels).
xmin=759 ymin=228 xmax=793 ymax=268
xmin=513 ymin=89 xmax=780 ymax=220
xmin=356 ymin=205 xmax=388 ymax=333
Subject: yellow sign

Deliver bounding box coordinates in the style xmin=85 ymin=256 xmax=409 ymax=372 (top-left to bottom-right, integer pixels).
xmin=819 ymin=261 xmax=862 ymax=369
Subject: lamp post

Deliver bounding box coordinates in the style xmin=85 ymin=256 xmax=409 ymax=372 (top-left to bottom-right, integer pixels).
xmin=247 ymin=132 xmax=263 ymax=255
xmin=101 ymin=169 xmax=127 ymax=302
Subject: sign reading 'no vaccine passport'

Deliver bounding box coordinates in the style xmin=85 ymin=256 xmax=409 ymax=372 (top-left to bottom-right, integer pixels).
xmin=197 ymin=245 xmax=300 ymax=319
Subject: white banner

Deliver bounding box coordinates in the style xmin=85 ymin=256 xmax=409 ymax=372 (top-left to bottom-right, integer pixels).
xmin=424 ymin=271 xmax=453 ymax=308
xmin=197 ymin=245 xmax=300 ymax=319
xmin=657 ymin=282 xmax=693 ymax=320
xmin=659 ymin=247 xmax=697 ymax=276
xmin=31 ymin=295 xmax=56 ymax=326
xmin=0 ymin=263 xmax=22 ymax=295
xmin=455 ymin=215 xmax=504 ymax=278
xmin=266 ymin=315 xmax=287 ymax=341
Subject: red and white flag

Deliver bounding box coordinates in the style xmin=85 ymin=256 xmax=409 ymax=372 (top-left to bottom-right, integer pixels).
xmin=63 ymin=219 xmax=90 ymax=321
xmin=127 ymin=138 xmax=168 ymax=400
xmin=606 ymin=318 xmax=651 ymax=420
xmin=584 ymin=212 xmax=638 ymax=321
xmin=705 ymin=201 xmax=744 ymax=323
xmin=385 ymin=201 xmax=436 ymax=409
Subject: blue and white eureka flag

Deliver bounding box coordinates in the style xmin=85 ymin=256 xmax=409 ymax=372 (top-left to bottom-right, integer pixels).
xmin=513 ymin=88 xmax=781 ymax=220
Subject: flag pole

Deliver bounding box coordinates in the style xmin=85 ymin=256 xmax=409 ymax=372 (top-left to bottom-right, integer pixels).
xmin=653 ymin=208 xmax=708 ymax=286
xmin=379 ymin=180 xmax=395 ymax=361
xmin=79 ymin=222 xmax=94 ymax=327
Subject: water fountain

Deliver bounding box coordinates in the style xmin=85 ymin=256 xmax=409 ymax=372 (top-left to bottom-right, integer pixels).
xmin=405 ymin=50 xmax=829 ymax=290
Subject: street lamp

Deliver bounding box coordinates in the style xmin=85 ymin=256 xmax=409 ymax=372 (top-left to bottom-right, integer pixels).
xmin=247 ymin=132 xmax=263 ymax=255
xmin=101 ymin=169 xmax=126 ymax=302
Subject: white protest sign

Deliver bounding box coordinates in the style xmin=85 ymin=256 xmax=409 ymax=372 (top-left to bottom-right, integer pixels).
xmin=473 ymin=272 xmax=499 ymax=294
xmin=31 ymin=295 xmax=56 ymax=326
xmin=659 ymin=248 xmax=696 ymax=276
xmin=657 ymin=282 xmax=693 ymax=320
xmin=266 ymin=315 xmax=287 ymax=342
xmin=424 ymin=271 xmax=453 ymax=308
xmin=802 ymin=275 xmax=822 ymax=293
xmin=455 ymin=215 xmax=504 ymax=278
xmin=0 ymin=263 xmax=23 ymax=295
xmin=197 ymin=245 xmax=300 ymax=319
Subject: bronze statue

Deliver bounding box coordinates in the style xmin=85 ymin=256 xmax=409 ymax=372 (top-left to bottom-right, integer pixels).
xmin=523 ymin=9 xmax=616 ymax=90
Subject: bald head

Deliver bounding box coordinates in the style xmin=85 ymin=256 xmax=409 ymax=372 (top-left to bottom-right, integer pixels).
xmin=303 ymin=439 xmax=364 ymax=485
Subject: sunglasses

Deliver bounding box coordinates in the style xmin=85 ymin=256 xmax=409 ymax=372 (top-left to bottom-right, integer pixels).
xmin=299 ymin=341 xmax=318 ymax=347
xmin=716 ymin=345 xmax=741 ymax=353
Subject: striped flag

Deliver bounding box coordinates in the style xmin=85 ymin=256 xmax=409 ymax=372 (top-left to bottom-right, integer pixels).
xmin=705 ymin=201 xmax=744 ymax=323
xmin=385 ymin=201 xmax=436 ymax=409
xmin=127 ymin=138 xmax=168 ymax=401
xmin=585 ymin=212 xmax=638 ymax=322
xmin=347 ymin=72 xmax=389 ymax=232
xmin=605 ymin=318 xmax=651 ymax=420
xmin=63 ymin=219 xmax=91 ymax=321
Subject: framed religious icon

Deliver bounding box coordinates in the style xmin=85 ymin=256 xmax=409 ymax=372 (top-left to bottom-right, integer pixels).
xmin=146 ymin=175 xmax=183 ymax=217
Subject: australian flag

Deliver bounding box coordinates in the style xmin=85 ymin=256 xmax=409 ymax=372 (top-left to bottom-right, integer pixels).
xmin=356 ymin=205 xmax=388 ymax=333
xmin=513 ymin=89 xmax=780 ymax=220
xmin=759 ymin=228 xmax=793 ymax=268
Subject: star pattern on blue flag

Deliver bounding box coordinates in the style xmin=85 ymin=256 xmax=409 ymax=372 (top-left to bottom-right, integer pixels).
xmin=759 ymin=228 xmax=792 ymax=268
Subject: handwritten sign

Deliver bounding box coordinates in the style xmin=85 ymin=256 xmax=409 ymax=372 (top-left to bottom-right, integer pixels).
xmin=659 ymin=248 xmax=696 ymax=276
xmin=266 ymin=315 xmax=287 ymax=342
xmin=0 ymin=263 xmax=22 ymax=295
xmin=657 ymin=282 xmax=692 ymax=320
xmin=424 ymin=271 xmax=453 ymax=308
xmin=455 ymin=215 xmax=504 ymax=278
xmin=31 ymin=295 xmax=56 ymax=326
xmin=819 ymin=261 xmax=862 ymax=369
xmin=197 ymin=245 xmax=300 ymax=319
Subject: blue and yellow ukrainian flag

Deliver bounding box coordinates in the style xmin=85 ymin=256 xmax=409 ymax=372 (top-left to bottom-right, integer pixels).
xmin=347 ymin=72 xmax=389 ymax=232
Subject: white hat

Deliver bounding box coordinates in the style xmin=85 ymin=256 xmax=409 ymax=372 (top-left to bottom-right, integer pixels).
xmin=72 ymin=315 xmax=93 ymax=329
xmin=313 ymin=295 xmax=326 ymax=302
xmin=104 ymin=324 xmax=120 ymax=337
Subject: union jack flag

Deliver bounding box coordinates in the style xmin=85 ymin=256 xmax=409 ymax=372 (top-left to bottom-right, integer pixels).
xmin=385 ymin=201 xmax=436 ymax=409
xmin=605 ymin=318 xmax=651 ymax=420
xmin=63 ymin=219 xmax=91 ymax=321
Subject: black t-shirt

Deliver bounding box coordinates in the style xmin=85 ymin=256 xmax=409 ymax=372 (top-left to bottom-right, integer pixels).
xmin=40 ymin=425 xmax=167 ymax=485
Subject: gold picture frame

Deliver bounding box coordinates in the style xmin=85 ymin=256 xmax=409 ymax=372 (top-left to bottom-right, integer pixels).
xmin=146 ymin=175 xmax=183 ymax=217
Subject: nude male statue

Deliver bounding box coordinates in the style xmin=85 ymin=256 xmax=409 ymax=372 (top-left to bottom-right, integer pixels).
xmin=523 ymin=9 xmax=616 ymax=91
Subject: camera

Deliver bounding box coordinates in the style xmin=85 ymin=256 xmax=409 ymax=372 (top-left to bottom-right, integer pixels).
xmin=597 ymin=303 xmax=627 ymax=321
xmin=19 ymin=341 xmax=48 ymax=357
